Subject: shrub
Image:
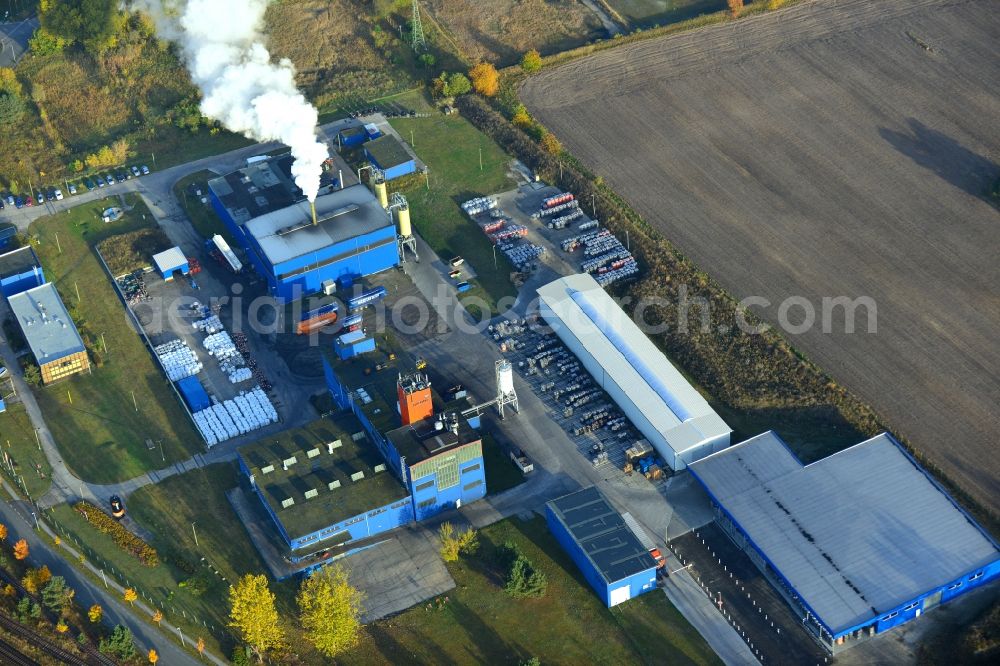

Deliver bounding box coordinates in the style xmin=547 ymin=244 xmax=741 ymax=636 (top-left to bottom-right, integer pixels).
xmin=728 ymin=0 xmax=744 ymax=17
xmin=0 ymin=92 xmax=24 ymax=126
xmin=73 ymin=501 xmax=159 ymax=566
xmin=499 ymin=541 xmax=547 ymax=598
xmin=99 ymin=625 xmax=136 ymax=661
xmin=520 ymin=49 xmax=542 ymax=74
xmin=469 ymin=62 xmax=500 ymax=97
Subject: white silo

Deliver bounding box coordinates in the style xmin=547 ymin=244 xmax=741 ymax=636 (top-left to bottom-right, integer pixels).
xmin=495 ymin=359 xmax=518 ymax=418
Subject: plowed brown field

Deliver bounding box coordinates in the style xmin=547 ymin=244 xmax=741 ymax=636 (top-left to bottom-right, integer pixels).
xmin=523 ymin=0 xmax=1000 ymax=512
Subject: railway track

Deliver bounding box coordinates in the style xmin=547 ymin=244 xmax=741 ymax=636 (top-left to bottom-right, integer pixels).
xmin=0 ymin=569 xmax=115 ymax=666
xmin=0 ymin=635 xmax=37 ymax=666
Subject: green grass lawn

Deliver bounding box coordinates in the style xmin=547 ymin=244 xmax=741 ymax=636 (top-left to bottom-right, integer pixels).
xmin=0 ymin=403 xmax=52 ymax=499
xmin=46 ymin=463 xmax=272 ymax=659
xmin=387 ymin=105 xmax=519 ymax=315
xmin=346 ymin=516 xmax=722 ymax=665
xmin=26 ymin=196 xmax=203 ymax=483
xmin=134 ymin=125 xmax=253 ymax=172
xmin=172 ymin=169 xmax=234 ymax=243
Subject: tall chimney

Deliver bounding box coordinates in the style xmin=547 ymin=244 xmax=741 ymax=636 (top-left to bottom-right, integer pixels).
xmin=310 ymin=200 xmax=318 ymax=226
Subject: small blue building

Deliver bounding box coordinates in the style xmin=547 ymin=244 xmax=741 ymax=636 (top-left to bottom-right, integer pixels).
xmin=175 ymin=376 xmax=210 ymax=412
xmin=364 ymin=135 xmax=416 ymax=181
xmin=209 ymin=156 xmax=398 ymax=302
xmin=688 ymin=431 xmax=1000 ymax=653
xmin=338 ymin=125 xmax=367 ymax=148
xmin=334 ymin=330 xmax=376 ymax=360
xmin=546 ymin=486 xmax=659 ymax=607
xmin=0 ymin=246 xmax=45 ymax=298
xmin=151 ymin=247 xmax=189 ymax=281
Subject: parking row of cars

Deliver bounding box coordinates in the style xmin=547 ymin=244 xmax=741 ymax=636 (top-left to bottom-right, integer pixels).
xmin=0 ymin=164 xmax=151 ymax=211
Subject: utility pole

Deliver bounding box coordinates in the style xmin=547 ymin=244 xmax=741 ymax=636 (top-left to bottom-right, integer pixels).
xmin=411 ymin=0 xmax=426 ymax=51
xmin=479 ymin=147 xmax=483 ymax=172
xmin=191 ymin=522 xmax=199 ymax=547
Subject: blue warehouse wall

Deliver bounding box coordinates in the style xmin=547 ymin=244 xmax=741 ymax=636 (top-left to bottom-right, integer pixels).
xmin=1 ymin=266 xmax=45 ymax=297
xmin=287 ymin=496 xmax=414 ymax=555
xmin=382 ymin=161 xmax=416 ymax=181
xmin=407 ymin=444 xmax=486 ymax=522
xmin=270 ymin=225 xmax=398 ymax=301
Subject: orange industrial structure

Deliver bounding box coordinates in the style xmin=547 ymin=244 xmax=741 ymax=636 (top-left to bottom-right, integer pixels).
xmin=397 ymin=372 xmax=433 ymax=425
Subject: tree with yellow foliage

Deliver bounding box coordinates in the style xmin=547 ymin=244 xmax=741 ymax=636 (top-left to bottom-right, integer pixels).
xmin=297 ymin=566 xmax=363 ymax=658
xmin=196 ymin=637 xmax=205 ymax=657
xmin=56 ymin=621 xmax=68 ymax=633
xmin=88 ymin=604 xmax=103 ymax=623
xmin=469 ymin=62 xmax=500 ymax=97
xmin=229 ymin=574 xmax=284 ymax=663
xmin=540 ymin=132 xmax=562 ymax=155
xmin=728 ymin=0 xmax=744 ymax=17
xmin=0 ymin=523 xmax=7 ymax=542
xmin=521 ymin=49 xmax=542 ymax=74
xmin=151 ymin=609 xmax=163 ymax=626
xmin=123 ymin=588 xmax=137 ymax=606
xmin=22 ymin=565 xmax=52 ymax=594
xmin=148 ymin=648 xmax=158 ymax=664
xmin=13 ymin=539 xmax=28 ymax=560
xmin=512 ymin=105 xmax=532 ymax=129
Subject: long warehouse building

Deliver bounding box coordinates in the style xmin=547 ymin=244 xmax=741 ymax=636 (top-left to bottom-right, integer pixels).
xmin=537 ymin=273 xmax=731 ymax=470
xmin=689 ymin=431 xmax=1000 ymax=653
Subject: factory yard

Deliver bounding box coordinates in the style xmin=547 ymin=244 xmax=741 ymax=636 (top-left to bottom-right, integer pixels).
xmin=522 ymin=0 xmax=1000 ymax=512
xmin=21 ymin=195 xmax=204 ymax=483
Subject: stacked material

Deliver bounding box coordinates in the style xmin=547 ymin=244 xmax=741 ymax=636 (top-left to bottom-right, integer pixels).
xmin=193 ymin=315 xmax=224 ymax=333
xmin=227 ymin=367 xmax=253 ymax=384
xmin=153 ymin=340 xmax=202 ymax=381
xmin=498 ymin=241 xmax=545 ymax=270
xmin=202 ymin=331 xmax=240 ymax=361
xmin=461 ymin=196 xmax=498 ymax=216
xmin=488 ymin=225 xmax=528 ymax=243
xmin=192 ymin=387 xmax=278 ymax=446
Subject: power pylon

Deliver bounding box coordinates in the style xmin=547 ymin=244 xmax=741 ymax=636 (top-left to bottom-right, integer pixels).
xmin=411 ymin=0 xmax=426 ymax=51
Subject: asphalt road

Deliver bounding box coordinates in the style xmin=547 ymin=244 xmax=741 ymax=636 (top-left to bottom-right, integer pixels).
xmin=0 ymin=486 xmax=206 ymax=665
xmin=523 ymin=0 xmax=1000 ymax=512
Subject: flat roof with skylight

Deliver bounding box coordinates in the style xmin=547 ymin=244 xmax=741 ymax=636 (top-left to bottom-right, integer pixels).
xmin=238 ymin=418 xmax=408 ymax=540
xmin=538 ymin=273 xmax=731 ymax=469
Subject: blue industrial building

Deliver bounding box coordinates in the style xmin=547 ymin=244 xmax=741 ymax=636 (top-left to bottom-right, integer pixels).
xmin=0 ymin=246 xmax=45 ymax=298
xmin=239 ymin=352 xmax=488 ymax=579
xmin=689 ymin=431 xmax=1000 ymax=653
xmin=323 ymin=353 xmax=488 ymax=522
xmin=208 ymin=155 xmax=398 ymax=301
xmin=236 ymin=420 xmax=413 ymax=579
xmin=364 ymin=135 xmax=417 ymax=181
xmin=546 ymin=486 xmax=659 ymax=607
xmin=151 ymin=247 xmax=189 ymax=281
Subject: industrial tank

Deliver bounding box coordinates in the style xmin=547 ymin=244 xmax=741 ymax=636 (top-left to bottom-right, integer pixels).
xmin=396 ymin=201 xmax=412 ymax=237
xmin=497 ymin=360 xmax=515 ymax=396
xmin=373 ymin=175 xmax=388 ymax=208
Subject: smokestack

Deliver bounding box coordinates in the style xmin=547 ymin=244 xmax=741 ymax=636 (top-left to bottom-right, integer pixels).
xmin=137 ymin=0 xmax=329 ymax=201
xmin=310 ymin=200 xmax=318 ymax=226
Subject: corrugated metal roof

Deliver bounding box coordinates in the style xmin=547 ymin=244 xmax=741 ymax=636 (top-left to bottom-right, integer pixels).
xmin=548 ymin=486 xmax=657 ymax=584
xmin=244 ymin=184 xmax=391 ymax=267
xmin=689 ymin=432 xmax=1000 ymax=636
xmin=537 ymin=273 xmax=730 ymax=463
xmin=8 ymin=283 xmax=86 ymax=362
xmin=152 ymin=247 xmax=187 ymax=274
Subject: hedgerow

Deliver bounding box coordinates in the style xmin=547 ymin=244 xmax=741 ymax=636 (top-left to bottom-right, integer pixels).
xmin=73 ymin=501 xmax=159 ymax=567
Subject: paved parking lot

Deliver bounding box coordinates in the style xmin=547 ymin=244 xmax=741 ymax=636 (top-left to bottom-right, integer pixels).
xmin=672 ymin=523 xmax=828 ymax=665
xmin=0 ymin=17 xmax=37 ymax=68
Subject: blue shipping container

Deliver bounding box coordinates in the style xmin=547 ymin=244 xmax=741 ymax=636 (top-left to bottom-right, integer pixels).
xmin=302 ymin=302 xmax=338 ymax=321
xmin=336 ymin=336 xmax=376 ymax=360
xmin=176 ymin=376 xmax=211 ymax=412
xmin=347 ymin=286 xmax=387 ymax=311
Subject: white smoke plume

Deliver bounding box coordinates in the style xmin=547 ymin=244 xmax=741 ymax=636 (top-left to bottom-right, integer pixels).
xmin=135 ymin=0 xmax=328 ymax=201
